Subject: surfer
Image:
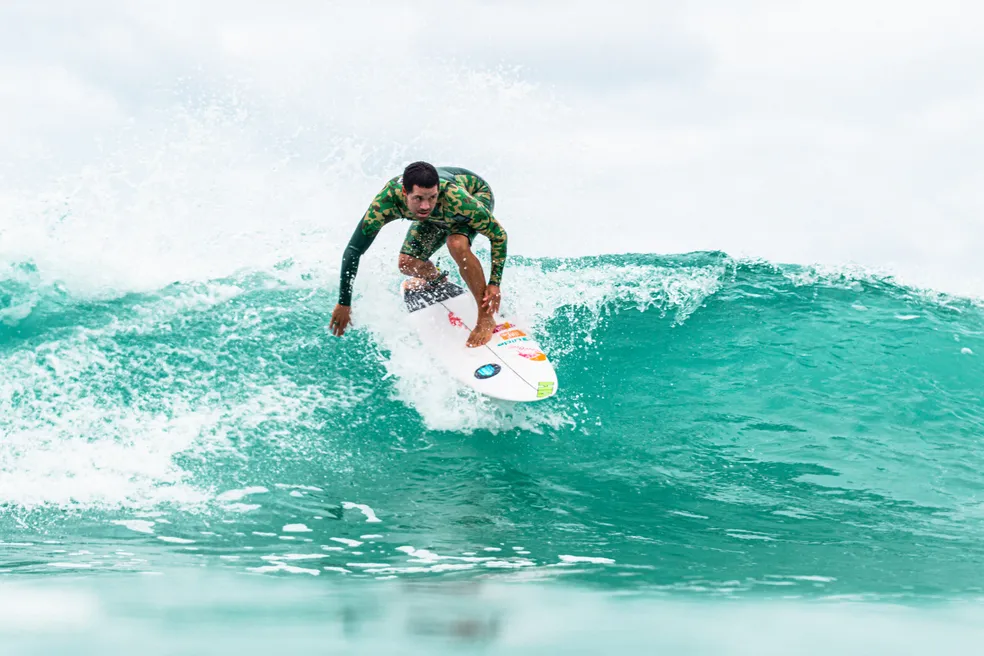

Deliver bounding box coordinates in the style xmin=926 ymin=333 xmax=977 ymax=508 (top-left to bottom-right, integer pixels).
xmin=329 ymin=162 xmax=508 ymax=347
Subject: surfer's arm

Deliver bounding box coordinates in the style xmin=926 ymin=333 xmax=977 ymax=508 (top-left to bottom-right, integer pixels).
xmin=445 ymin=185 xmax=508 ymax=286
xmin=337 ymin=184 xmax=401 ymax=306
xmin=338 ymin=221 xmax=380 ymax=306
xmin=469 ymin=211 xmax=508 ymax=287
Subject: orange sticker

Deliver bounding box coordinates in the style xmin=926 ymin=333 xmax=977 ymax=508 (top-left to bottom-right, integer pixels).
xmin=497 ymin=329 xmax=526 ymax=340
xmin=493 ymin=322 xmax=513 ymax=333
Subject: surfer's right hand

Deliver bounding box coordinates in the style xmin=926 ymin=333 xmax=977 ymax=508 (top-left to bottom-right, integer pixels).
xmin=330 ymin=304 xmax=352 ymax=337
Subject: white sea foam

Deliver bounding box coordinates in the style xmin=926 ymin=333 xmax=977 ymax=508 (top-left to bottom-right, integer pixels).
xmin=111 ymin=520 xmax=156 ymax=535
xmin=341 ymin=502 xmax=382 ymax=523
xmin=0 ymin=284 xmax=357 ymax=510
xmin=216 ymin=486 xmax=270 ymax=502
xmin=247 ymin=564 xmax=320 ymax=576
xmin=558 ymin=555 xmax=616 ymax=565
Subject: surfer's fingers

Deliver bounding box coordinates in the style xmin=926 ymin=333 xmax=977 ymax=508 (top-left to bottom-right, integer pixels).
xmin=484 ymin=290 xmax=501 ymax=312
xmin=330 ymin=305 xmax=352 ymax=336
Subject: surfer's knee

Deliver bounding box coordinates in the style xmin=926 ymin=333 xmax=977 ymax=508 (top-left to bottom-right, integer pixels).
xmin=446 ymin=234 xmax=472 ymax=262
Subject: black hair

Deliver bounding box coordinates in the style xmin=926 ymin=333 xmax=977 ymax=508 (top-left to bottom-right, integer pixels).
xmin=402 ymin=161 xmax=439 ymax=191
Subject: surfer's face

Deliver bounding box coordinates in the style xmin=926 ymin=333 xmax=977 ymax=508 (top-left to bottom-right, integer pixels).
xmin=404 ymin=185 xmax=439 ymax=219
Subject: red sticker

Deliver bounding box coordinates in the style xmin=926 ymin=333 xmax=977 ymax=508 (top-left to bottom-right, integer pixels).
xmin=448 ymin=311 xmax=465 ymax=328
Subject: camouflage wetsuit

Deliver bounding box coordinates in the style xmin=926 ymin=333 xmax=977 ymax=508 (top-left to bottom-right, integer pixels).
xmin=337 ymin=166 xmax=508 ymax=306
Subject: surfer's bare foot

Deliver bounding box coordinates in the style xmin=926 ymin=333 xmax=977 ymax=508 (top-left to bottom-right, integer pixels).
xmin=403 ymin=277 xmax=428 ymax=291
xmin=466 ymin=313 xmax=496 ymax=347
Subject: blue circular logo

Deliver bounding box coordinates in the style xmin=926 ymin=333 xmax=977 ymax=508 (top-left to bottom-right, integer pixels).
xmin=474 ymin=363 xmax=501 ymax=380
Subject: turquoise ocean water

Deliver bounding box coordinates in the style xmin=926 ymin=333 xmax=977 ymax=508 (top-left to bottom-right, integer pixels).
xmin=2 ymin=251 xmax=984 ymax=653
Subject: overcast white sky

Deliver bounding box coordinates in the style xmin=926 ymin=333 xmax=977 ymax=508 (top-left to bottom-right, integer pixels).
xmin=1 ymin=0 xmax=982 ymax=296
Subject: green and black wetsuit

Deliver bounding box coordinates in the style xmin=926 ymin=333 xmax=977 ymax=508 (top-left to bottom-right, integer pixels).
xmin=337 ymin=167 xmax=507 ymax=306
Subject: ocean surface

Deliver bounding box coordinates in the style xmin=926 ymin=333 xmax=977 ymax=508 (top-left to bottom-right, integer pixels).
xmin=2 ymin=250 xmax=983 ymax=653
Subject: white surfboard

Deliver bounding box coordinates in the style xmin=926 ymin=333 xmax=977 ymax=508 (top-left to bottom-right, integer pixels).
xmin=402 ymin=278 xmax=558 ymax=402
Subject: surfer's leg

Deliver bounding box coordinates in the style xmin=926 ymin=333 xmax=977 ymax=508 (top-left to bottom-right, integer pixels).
xmin=398 ymin=222 xmax=445 ymax=282
xmin=398 ymin=254 xmax=439 ymax=282
xmin=446 ymin=231 xmax=495 ymax=348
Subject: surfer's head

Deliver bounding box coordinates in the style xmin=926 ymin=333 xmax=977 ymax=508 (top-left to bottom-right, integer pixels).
xmin=402 ymin=161 xmax=440 ymax=219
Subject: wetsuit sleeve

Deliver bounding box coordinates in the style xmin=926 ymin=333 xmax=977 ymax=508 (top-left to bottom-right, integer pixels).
xmin=475 ymin=214 xmax=508 ymax=287
xmin=446 ymin=187 xmax=508 ymax=286
xmin=337 ymin=183 xmax=402 ymax=306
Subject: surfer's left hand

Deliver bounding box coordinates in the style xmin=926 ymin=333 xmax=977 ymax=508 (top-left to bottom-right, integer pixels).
xmin=482 ymin=285 xmax=501 ymax=314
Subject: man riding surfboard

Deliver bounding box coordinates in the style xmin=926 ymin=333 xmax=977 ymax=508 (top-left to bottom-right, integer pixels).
xmin=329 ymin=161 xmax=508 ymax=347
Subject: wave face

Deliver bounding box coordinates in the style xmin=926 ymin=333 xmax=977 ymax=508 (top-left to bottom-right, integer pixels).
xmin=4 ymin=4 xmax=984 ymax=652
xmin=2 ymin=251 xmax=983 ymax=603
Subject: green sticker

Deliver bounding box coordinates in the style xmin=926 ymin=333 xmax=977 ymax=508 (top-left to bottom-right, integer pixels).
xmin=536 ymin=381 xmax=555 ymax=398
